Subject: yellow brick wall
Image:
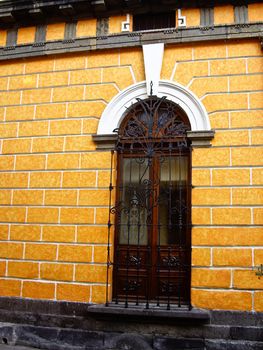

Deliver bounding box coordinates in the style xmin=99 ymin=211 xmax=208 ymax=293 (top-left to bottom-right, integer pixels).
xmin=214 ymin=5 xmax=234 ymax=25
xmin=76 ymin=19 xmax=97 ymax=37
xmin=17 ymin=27 xmax=36 ymax=45
xmin=109 ymin=15 xmax=128 ymax=33
xmin=0 ymin=47 xmax=138 ymax=304
xmin=248 ymin=3 xmax=263 ymax=21
xmin=0 ymin=8 xmax=262 ymax=310
xmin=164 ymin=39 xmax=262 ymax=312
xmin=178 ymin=8 xmax=200 ymax=27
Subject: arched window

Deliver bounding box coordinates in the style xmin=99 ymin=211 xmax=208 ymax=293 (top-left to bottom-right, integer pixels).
xmin=108 ymin=96 xmax=192 ymax=309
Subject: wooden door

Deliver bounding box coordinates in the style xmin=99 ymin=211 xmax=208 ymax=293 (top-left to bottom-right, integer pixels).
xmin=113 ymin=151 xmax=191 ymax=306
xmin=110 ymin=96 xmax=192 ymax=308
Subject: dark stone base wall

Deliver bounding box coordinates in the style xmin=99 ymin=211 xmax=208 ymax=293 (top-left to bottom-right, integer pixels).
xmin=0 ymin=297 xmax=262 ymax=350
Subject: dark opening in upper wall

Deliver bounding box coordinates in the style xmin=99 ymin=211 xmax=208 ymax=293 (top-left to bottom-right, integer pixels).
xmin=132 ymin=12 xmax=176 ymax=31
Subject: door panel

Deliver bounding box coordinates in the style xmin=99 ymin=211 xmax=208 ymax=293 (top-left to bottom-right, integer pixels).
xmin=113 ymin=153 xmax=190 ymax=303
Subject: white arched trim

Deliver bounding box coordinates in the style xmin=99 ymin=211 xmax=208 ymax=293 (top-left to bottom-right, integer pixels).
xmin=97 ymin=80 xmax=211 ymax=135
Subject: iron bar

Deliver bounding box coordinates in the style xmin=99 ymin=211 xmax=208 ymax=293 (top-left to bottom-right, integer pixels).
xmin=146 ymin=244 xmax=150 ymax=309
xmin=135 ymin=159 xmax=142 ymax=306
xmin=106 ymin=149 xmax=114 ymax=307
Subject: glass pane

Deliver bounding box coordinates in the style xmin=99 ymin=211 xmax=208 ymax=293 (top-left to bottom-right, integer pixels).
xmin=119 ymin=157 xmax=149 ymax=245
xmin=159 ymin=156 xmax=188 ymax=245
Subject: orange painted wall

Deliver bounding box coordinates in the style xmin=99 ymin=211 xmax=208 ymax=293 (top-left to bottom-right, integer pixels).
xmin=0 ymin=5 xmax=262 ymax=311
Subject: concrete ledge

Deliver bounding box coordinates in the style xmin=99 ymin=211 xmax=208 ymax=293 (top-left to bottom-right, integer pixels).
xmin=87 ymin=304 xmax=210 ymax=323
xmin=0 ymin=23 xmax=262 ymax=61
xmin=92 ymin=134 xmax=117 ymax=150
xmin=187 ymin=130 xmax=215 ymax=148
xmin=93 ymin=130 xmax=215 ymax=150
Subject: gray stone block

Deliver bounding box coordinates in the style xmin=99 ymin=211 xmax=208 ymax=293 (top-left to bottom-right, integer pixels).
xmin=205 ymin=340 xmax=263 ymax=350
xmin=153 ymin=337 xmax=205 ymax=350
xmin=211 ymin=311 xmax=263 ymax=327
xmin=110 ymin=334 xmax=153 ymax=350
xmin=230 ymin=326 xmax=263 ymax=341
xmin=57 ymin=329 xmax=104 ymax=348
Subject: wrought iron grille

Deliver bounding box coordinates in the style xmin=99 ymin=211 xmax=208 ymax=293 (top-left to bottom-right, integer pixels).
xmin=106 ymin=96 xmax=192 ymax=310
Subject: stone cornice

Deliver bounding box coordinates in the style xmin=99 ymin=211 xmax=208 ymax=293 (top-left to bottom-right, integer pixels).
xmin=93 ymin=131 xmax=215 ymax=150
xmin=0 ymin=22 xmax=262 ymax=61
xmin=0 ymin=1 xmax=259 ymax=28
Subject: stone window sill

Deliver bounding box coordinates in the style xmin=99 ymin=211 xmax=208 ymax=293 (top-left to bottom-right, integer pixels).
xmin=87 ymin=303 xmax=210 ymax=324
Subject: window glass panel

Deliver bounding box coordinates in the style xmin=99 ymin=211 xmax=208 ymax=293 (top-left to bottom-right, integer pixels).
xmin=119 ymin=157 xmax=149 ymax=245
xmin=159 ymin=156 xmax=188 ymax=245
